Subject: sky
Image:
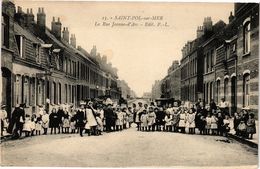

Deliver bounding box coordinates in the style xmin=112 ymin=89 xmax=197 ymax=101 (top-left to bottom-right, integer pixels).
xmin=14 ymin=0 xmax=234 ymax=97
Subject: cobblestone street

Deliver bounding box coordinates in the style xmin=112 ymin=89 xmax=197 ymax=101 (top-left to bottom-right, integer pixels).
xmin=1 ymin=127 xmax=257 ymax=167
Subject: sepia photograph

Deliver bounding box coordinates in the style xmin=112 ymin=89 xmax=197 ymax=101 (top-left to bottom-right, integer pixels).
xmin=0 ymin=0 xmax=259 ymax=168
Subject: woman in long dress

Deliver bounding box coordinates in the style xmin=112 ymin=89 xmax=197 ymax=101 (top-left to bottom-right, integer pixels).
xmin=178 ymin=108 xmax=186 ymax=133
xmin=147 ymin=107 xmax=156 ymax=131
xmin=85 ymin=101 xmax=98 ymax=136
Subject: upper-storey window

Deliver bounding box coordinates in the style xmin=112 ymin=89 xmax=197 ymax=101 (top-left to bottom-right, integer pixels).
xmin=243 ymin=19 xmax=251 ymax=54
xmin=33 ymin=43 xmax=41 ymax=63
xmin=2 ymin=14 xmax=9 ymax=48
xmin=15 ymin=35 xmax=25 ymax=58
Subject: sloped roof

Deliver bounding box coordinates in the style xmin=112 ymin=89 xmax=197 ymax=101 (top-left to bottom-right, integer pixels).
xmin=14 ymin=22 xmax=41 ymax=44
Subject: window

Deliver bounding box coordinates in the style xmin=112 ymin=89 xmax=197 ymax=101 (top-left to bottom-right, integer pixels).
xmin=33 ymin=43 xmax=41 ymax=63
xmin=37 ymin=79 xmax=43 ymax=105
xmin=15 ymin=35 xmax=25 ymax=58
xmin=23 ymin=77 xmax=29 ymax=107
xmin=2 ymin=14 xmax=9 ymax=48
xmin=211 ymin=50 xmax=214 ymax=70
xmin=243 ymin=21 xmax=251 ymax=54
xmin=30 ymin=78 xmax=35 ymax=106
xmin=216 ymin=80 xmax=220 ymax=103
xmin=58 ymin=83 xmax=61 ymax=104
xmin=52 ymin=82 xmax=57 ymax=104
xmin=65 ymin=84 xmax=67 ymax=103
xmin=68 ymin=85 xmax=71 ymax=103
xmin=224 ymin=78 xmax=229 ymax=100
xmin=243 ymin=74 xmax=250 ymax=107
xmin=14 ymin=75 xmax=22 ymax=105
xmin=64 ymin=57 xmax=67 ymax=73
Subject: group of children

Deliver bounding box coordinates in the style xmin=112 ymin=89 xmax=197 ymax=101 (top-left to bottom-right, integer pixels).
xmin=18 ymin=101 xmax=135 ymax=138
xmin=135 ymin=103 xmax=256 ymax=139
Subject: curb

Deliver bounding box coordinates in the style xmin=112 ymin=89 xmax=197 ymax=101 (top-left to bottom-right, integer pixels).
xmin=228 ymin=133 xmax=258 ymax=148
xmin=0 ymin=134 xmax=13 ymax=143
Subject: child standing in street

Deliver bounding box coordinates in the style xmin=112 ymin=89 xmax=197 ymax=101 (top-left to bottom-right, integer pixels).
xmin=116 ymin=107 xmax=124 ymax=131
xmin=223 ymin=115 xmax=230 ymax=137
xmin=35 ymin=116 xmax=42 ymax=135
xmin=205 ymin=113 xmax=212 ymax=135
xmin=140 ymin=109 xmax=148 ymax=131
xmin=96 ymin=113 xmax=103 ymax=135
xmin=42 ymin=110 xmax=49 ymax=135
xmin=23 ymin=114 xmax=31 ymax=137
xmin=186 ymin=109 xmax=196 ymax=134
xmin=246 ymin=113 xmax=256 ymax=139
xmin=164 ymin=112 xmax=172 ymax=132
xmin=210 ymin=114 xmax=218 ymax=135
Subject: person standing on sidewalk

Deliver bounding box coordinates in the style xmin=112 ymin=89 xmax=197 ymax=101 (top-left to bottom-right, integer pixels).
xmin=0 ymin=104 xmax=8 ymax=136
xmin=10 ymin=104 xmax=25 ymax=139
xmin=57 ymin=106 xmax=65 ymax=134
xmin=218 ymin=98 xmax=229 ymax=117
xmin=85 ymin=101 xmax=98 ymax=136
xmin=77 ymin=102 xmax=87 ymax=137
xmin=246 ymin=113 xmax=256 ymax=139
xmin=41 ymin=110 xmax=49 ymax=135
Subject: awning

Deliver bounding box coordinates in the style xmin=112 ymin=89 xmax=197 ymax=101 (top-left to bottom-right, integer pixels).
xmin=41 ymin=44 xmax=53 ymax=48
xmin=53 ymin=49 xmax=61 ymax=53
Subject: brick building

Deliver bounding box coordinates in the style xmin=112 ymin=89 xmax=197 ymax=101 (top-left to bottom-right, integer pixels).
xmin=214 ymin=3 xmax=259 ymax=115
xmin=151 ymin=80 xmax=162 ymax=100
xmin=1 ymin=0 xmax=123 ymax=117
xmin=161 ymin=60 xmax=181 ymax=100
xmin=160 ymin=3 xmax=258 ymax=116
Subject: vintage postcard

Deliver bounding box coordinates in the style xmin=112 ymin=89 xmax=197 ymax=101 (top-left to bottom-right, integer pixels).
xmin=0 ymin=0 xmax=259 ymax=168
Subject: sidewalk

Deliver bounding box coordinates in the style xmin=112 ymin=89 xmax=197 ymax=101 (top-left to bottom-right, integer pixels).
xmin=228 ymin=118 xmax=258 ymax=148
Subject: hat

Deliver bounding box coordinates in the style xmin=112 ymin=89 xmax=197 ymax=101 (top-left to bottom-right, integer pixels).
xmin=1 ymin=104 xmax=6 ymax=108
xmin=80 ymin=101 xmax=86 ymax=105
xmin=20 ymin=103 xmax=26 ymax=108
xmin=87 ymin=101 xmax=93 ymax=105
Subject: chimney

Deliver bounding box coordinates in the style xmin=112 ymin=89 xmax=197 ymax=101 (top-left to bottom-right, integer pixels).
xmin=102 ymin=55 xmax=107 ymax=64
xmin=14 ymin=6 xmax=26 ymax=27
xmin=90 ymin=45 xmax=97 ymax=57
xmin=203 ymin=16 xmax=213 ymax=33
xmin=51 ymin=17 xmax=62 ymax=39
xmin=196 ymin=26 xmax=204 ymax=38
xmin=37 ymin=7 xmax=46 ymax=29
xmin=62 ymin=27 xmax=69 ymax=43
xmin=229 ymin=11 xmax=234 ymax=23
xmin=17 ymin=6 xmax=22 ymax=13
xmin=70 ymin=34 xmax=76 ymax=48
xmin=25 ymin=8 xmax=34 ymax=27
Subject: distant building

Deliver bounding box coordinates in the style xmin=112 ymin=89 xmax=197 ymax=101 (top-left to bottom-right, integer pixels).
xmin=161 ymin=60 xmax=181 ymax=100
xmin=117 ymin=80 xmax=131 ymax=100
xmin=142 ymin=92 xmax=152 ymax=99
xmin=151 ymin=80 xmax=161 ymax=99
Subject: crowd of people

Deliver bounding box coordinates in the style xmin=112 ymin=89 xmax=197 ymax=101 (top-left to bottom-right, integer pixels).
xmin=133 ymin=98 xmax=256 ymax=139
xmin=0 ymin=98 xmax=135 ymax=139
xmin=0 ymin=97 xmax=257 ymax=140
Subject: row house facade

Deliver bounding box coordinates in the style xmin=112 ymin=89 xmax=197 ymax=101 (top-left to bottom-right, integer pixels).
xmin=161 ymin=60 xmax=181 ymax=100
xmin=180 ymin=3 xmax=259 ymax=114
xmin=214 ymin=3 xmax=259 ymax=115
xmin=1 ymin=0 xmax=122 ymax=118
xmin=160 ymin=3 xmax=258 ymax=115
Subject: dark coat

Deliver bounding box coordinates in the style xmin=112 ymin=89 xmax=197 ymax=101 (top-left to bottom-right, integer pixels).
xmin=57 ymin=109 xmax=65 ymax=124
xmin=49 ymin=113 xmax=59 ymax=128
xmin=7 ymin=107 xmax=25 ymax=133
xmin=105 ymin=108 xmax=116 ymax=126
xmin=156 ymin=110 xmax=165 ymax=125
xmin=76 ymin=109 xmax=86 ymax=127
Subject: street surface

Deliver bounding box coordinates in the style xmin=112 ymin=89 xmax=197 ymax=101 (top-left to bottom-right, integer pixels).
xmin=1 ymin=127 xmax=257 ymax=167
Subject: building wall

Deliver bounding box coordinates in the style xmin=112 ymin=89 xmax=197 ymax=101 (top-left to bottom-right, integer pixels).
xmin=1 ymin=0 xmax=16 ymax=118
xmin=1 ymin=1 xmax=123 ymax=118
